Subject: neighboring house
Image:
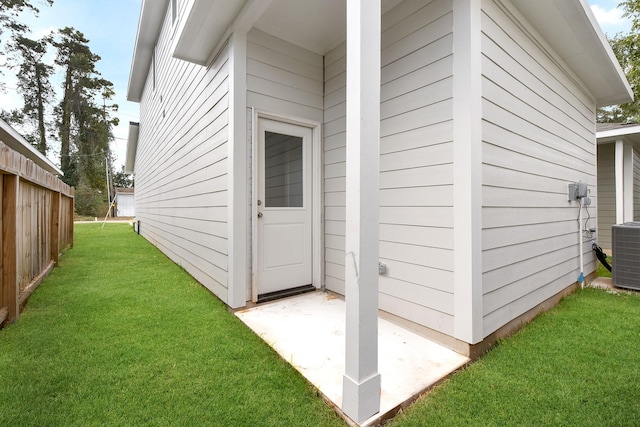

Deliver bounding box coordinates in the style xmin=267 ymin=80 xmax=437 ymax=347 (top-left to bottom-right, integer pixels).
xmin=596 ymin=123 xmax=640 ymax=252
xmin=114 ymin=187 xmax=135 ymax=217
xmin=127 ymin=0 xmax=631 ymax=421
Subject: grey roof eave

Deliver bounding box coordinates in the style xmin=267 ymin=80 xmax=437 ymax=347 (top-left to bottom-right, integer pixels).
xmin=127 ymin=0 xmax=169 ymax=103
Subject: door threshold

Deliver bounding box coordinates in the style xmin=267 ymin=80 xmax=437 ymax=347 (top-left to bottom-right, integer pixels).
xmin=257 ymin=284 xmax=316 ymax=303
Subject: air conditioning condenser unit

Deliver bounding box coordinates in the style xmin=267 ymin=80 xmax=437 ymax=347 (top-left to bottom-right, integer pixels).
xmin=612 ymin=222 xmax=640 ymax=290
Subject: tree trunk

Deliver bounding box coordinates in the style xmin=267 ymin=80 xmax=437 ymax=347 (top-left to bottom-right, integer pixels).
xmin=60 ymin=66 xmax=72 ymax=174
xmin=35 ymin=63 xmax=47 ymax=155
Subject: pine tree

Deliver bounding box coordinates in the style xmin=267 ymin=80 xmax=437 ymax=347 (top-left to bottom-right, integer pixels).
xmin=0 ymin=0 xmax=52 ymax=85
xmin=52 ymin=27 xmax=118 ymax=215
xmin=6 ymin=35 xmax=54 ymax=154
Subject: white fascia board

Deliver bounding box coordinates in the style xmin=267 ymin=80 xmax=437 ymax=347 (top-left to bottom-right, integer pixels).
xmin=125 ymin=121 xmax=139 ymax=174
xmin=127 ymin=0 xmax=169 ymax=102
xmin=597 ymin=126 xmax=640 ymax=149
xmin=597 ymin=125 xmax=640 ymax=140
xmin=0 ymin=118 xmax=62 ymax=176
xmin=511 ymin=0 xmax=632 ymax=107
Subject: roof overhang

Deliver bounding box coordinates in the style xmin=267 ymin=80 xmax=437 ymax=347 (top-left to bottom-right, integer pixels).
xmin=171 ymin=0 xmax=403 ymax=63
xmin=171 ymin=0 xmax=248 ymax=65
xmin=0 ymin=118 xmax=62 ymax=176
xmin=125 ymin=121 xmax=139 ymax=174
xmin=596 ymin=124 xmax=640 ymax=149
xmin=511 ymin=0 xmax=632 ymax=107
xmin=128 ymin=0 xmax=633 ymax=108
xmin=127 ymin=0 xmax=169 ymax=102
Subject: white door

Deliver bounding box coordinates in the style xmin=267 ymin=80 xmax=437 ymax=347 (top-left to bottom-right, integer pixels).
xmin=256 ymin=119 xmax=313 ymax=297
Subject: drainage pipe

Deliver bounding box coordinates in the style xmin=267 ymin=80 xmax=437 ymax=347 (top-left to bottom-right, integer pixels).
xmin=578 ymin=198 xmax=584 ymax=289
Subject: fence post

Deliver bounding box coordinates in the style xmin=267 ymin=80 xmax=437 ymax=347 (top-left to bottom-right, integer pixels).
xmin=2 ymin=174 xmax=18 ymax=324
xmin=51 ymin=191 xmax=60 ymax=264
xmin=69 ymin=193 xmax=74 ymax=248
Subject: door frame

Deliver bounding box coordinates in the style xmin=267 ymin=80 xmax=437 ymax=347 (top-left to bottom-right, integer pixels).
xmin=250 ymin=108 xmax=323 ymax=302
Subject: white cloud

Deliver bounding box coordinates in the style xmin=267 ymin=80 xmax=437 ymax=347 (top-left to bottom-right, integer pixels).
xmin=590 ymin=4 xmax=632 ymax=35
xmin=591 ymin=4 xmax=626 ymax=25
xmin=28 ymin=25 xmax=57 ymax=41
xmin=0 ymin=74 xmax=23 ymax=112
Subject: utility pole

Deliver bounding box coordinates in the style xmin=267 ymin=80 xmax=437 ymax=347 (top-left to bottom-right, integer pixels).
xmin=105 ymin=156 xmax=111 ymax=217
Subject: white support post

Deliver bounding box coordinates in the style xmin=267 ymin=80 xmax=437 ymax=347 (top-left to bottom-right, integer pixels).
xmin=623 ymin=143 xmax=634 ymax=223
xmin=342 ymin=0 xmax=382 ymax=423
xmin=452 ymin=0 xmax=483 ymax=344
xmin=615 ymin=140 xmax=624 ymax=225
xmin=228 ymin=31 xmax=249 ymax=308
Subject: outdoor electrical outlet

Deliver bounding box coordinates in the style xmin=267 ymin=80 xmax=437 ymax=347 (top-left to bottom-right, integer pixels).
xmin=378 ymin=262 xmax=387 ymax=275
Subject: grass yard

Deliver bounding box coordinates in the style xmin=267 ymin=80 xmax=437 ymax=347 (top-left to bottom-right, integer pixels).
xmin=1 ymin=223 xmax=639 ymax=426
xmin=0 ymin=223 xmax=343 ymax=426
xmin=390 ymin=287 xmax=640 ymax=426
xmin=597 ymin=255 xmax=613 ymax=278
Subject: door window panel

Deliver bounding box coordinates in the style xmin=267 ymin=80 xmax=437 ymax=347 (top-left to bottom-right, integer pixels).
xmin=264 ymin=131 xmax=303 ymax=207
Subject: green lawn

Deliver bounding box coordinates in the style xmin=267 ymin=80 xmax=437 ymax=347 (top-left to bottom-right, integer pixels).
xmin=0 ymin=223 xmax=343 ymax=426
xmin=597 ymin=255 xmax=613 ymax=278
xmin=390 ymin=287 xmax=640 ymax=426
xmin=1 ymin=223 xmax=639 ymax=426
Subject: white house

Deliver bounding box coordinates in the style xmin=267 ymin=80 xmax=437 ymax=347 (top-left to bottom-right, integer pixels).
xmin=126 ymin=0 xmax=631 ymax=422
xmin=114 ymin=187 xmax=135 ymax=217
xmin=596 ymin=123 xmax=640 ymax=251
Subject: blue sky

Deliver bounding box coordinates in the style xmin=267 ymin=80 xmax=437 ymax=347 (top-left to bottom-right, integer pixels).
xmin=0 ymin=0 xmax=635 ymax=168
xmin=589 ymin=0 xmax=633 ymax=35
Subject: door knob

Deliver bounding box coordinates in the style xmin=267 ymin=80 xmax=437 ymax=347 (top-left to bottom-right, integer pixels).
xmin=257 ymin=212 xmax=263 ymax=218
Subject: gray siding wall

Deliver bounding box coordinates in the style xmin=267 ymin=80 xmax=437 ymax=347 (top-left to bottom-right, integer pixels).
xmin=597 ymin=143 xmax=615 ymax=250
xmin=634 ymin=148 xmax=640 ymax=221
xmin=247 ymin=29 xmax=324 ymax=123
xmin=323 ymin=41 xmax=347 ymax=294
xmin=481 ymin=0 xmax=598 ymax=336
xmin=324 ymin=0 xmax=456 ymax=335
xmin=245 ymin=28 xmax=323 ymax=297
xmin=135 ymin=7 xmax=231 ymax=302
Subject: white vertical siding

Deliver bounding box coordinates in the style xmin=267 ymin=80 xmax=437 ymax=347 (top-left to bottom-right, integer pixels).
xmin=115 ymin=193 xmax=135 ymax=217
xmin=597 ymin=143 xmax=616 ymax=250
xmin=481 ymin=0 xmax=598 ymax=336
xmin=324 ymin=0 xmax=456 ymax=335
xmin=246 ymin=29 xmax=324 ymax=123
xmin=135 ymin=7 xmax=231 ymax=301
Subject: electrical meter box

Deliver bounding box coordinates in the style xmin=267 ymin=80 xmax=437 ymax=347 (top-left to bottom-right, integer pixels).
xmin=568 ymin=182 xmax=587 ymax=201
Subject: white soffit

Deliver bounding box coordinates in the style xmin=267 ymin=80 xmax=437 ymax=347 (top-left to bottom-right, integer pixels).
xmin=125 ymin=122 xmax=139 ymax=174
xmin=172 ymin=0 xmax=403 ymax=62
xmin=254 ymin=0 xmax=346 ymax=55
xmin=254 ymin=0 xmax=402 ymax=55
xmin=0 ymin=118 xmax=62 ymax=176
xmin=511 ymin=0 xmax=632 ymax=107
xmin=127 ymin=0 xmax=169 ymax=102
xmin=172 ymin=0 xmax=247 ymax=64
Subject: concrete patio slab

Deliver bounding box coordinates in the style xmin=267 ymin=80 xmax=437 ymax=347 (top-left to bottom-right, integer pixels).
xmin=235 ymin=291 xmax=469 ymax=425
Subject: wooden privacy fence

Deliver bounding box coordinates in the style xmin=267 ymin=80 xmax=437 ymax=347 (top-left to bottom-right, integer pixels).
xmin=0 ymin=141 xmax=74 ymax=326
